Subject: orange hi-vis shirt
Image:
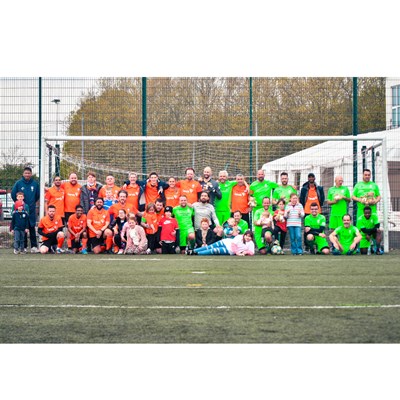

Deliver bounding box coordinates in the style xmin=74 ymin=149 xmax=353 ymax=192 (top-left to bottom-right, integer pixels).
xmin=45 ymin=187 xmax=65 ymax=218
xmin=231 ymin=184 xmax=250 ymax=214
xmin=108 ymin=202 xmax=138 ymax=220
xmin=125 ymin=183 xmax=141 ymax=210
xmin=144 ymin=182 xmax=160 ymax=205
xmin=177 ymin=179 xmax=202 ymax=204
xmin=98 ymin=185 xmax=121 ymax=201
xmin=67 ymin=213 xmax=87 ymax=235
xmin=164 ymin=187 xmax=181 ymax=208
xmin=38 ymin=215 xmax=63 ymax=241
xmin=304 ymin=186 xmax=321 ymax=214
xmin=142 ymin=211 xmax=159 ymax=235
xmin=62 ymin=182 xmax=82 ymax=213
xmin=87 ymin=207 xmax=110 ymax=238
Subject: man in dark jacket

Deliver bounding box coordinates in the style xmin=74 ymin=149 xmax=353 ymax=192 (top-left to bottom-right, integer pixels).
xmin=299 ymin=172 xmax=325 ymax=252
xmin=11 ymin=167 xmax=40 ymax=252
xmin=80 ymin=171 xmax=103 ymax=215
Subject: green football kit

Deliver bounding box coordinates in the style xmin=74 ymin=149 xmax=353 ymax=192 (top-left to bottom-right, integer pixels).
xmin=304 ymin=213 xmax=329 ymax=252
xmin=333 ymin=225 xmax=360 ymax=254
xmin=173 ymin=206 xmax=195 ymax=247
xmin=327 ymin=185 xmax=350 ymax=229
xmin=215 ymin=180 xmax=236 ymax=225
xmin=352 ymin=181 xmax=380 ymax=219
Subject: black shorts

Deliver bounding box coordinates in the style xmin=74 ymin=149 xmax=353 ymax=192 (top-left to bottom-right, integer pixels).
xmin=89 ymin=237 xmax=104 ymax=249
xmin=41 ymin=233 xmax=58 ymax=249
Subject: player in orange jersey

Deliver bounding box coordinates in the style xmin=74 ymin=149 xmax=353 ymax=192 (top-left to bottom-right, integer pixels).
xmin=61 ymin=172 xmax=82 ymax=222
xmin=124 ymin=172 xmax=144 ymax=212
xmin=143 ymin=172 xmax=169 ymax=207
xmin=98 ymin=175 xmax=121 ymax=201
xmin=108 ymin=190 xmax=138 ymax=222
xmin=45 ymin=176 xmax=65 ymax=222
xmin=38 ymin=204 xmax=65 ymax=254
xmin=67 ymin=204 xmax=88 ymax=254
xmin=231 ymin=174 xmax=250 ymax=224
xmin=164 ymin=177 xmax=181 ymax=208
xmin=87 ymin=197 xmax=113 ymax=254
xmin=176 ymin=167 xmax=202 ymax=204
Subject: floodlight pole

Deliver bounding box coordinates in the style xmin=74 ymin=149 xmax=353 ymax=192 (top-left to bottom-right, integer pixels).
xmin=52 ymin=98 xmax=61 ymax=177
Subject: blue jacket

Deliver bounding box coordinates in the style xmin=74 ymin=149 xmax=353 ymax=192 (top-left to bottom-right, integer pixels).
xmin=11 ymin=210 xmax=29 ymax=231
xmin=11 ymin=177 xmax=40 ymax=225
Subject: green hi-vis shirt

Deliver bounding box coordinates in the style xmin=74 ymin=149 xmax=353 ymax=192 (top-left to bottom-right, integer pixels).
xmin=272 ymin=185 xmax=297 ymax=203
xmin=237 ymin=219 xmax=249 ymax=233
xmin=250 ymin=180 xmax=279 ymax=208
xmin=304 ymin=214 xmax=326 ymax=230
xmin=327 ymin=185 xmax=350 ymax=216
xmin=334 ymin=225 xmax=360 ymax=247
xmin=352 ymin=181 xmax=380 ymax=217
xmin=356 ymin=214 xmax=379 ymax=232
xmin=215 ymin=181 xmax=236 ymax=211
xmin=172 ymin=206 xmax=194 ymax=230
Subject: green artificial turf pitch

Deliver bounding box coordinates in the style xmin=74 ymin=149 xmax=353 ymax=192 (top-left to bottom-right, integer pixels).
xmin=1 ymin=250 xmax=399 ymax=343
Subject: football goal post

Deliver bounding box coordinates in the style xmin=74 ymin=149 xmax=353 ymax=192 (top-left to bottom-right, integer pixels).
xmin=40 ymin=134 xmax=390 ymax=252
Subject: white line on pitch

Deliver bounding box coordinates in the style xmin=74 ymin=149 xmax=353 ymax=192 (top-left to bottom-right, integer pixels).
xmin=1 ymin=304 xmax=400 ymax=310
xmin=2 ymin=285 xmax=400 ymax=289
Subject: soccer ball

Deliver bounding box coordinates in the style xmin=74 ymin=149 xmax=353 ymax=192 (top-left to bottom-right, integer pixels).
xmin=271 ymin=244 xmax=282 ymax=255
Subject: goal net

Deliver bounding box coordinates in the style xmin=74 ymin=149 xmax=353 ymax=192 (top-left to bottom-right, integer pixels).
xmin=41 ymin=134 xmax=391 ymax=251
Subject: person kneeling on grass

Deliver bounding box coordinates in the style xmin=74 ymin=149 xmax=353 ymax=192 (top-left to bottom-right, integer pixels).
xmin=356 ymin=206 xmax=383 ymax=255
xmin=304 ymin=202 xmax=330 ymax=255
xmin=38 ymin=204 xmax=65 ymax=254
xmin=191 ymin=230 xmax=255 ymax=256
xmin=329 ymin=214 xmax=362 ymax=255
xmin=125 ymin=216 xmax=148 ymax=255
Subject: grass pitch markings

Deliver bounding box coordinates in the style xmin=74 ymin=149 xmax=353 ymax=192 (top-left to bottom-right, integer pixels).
xmin=3 ymin=285 xmax=400 ymax=289
xmin=1 ymin=304 xmax=400 ymax=310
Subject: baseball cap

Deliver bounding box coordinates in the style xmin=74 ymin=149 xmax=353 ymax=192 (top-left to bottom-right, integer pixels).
xmin=164 ymin=206 xmax=173 ymax=213
xmin=15 ymin=200 xmax=24 ymax=209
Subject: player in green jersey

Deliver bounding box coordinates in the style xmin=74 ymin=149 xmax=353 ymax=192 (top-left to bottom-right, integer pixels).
xmin=249 ymin=170 xmax=279 ymax=216
xmin=252 ymin=197 xmax=274 ymax=254
xmin=304 ymin=203 xmax=330 ymax=255
xmin=272 ymin=172 xmax=297 ymax=209
xmin=232 ymin=210 xmax=249 ymax=233
xmin=329 ymin=214 xmax=362 ymax=255
xmin=352 ymin=169 xmax=381 ymax=219
xmin=172 ymin=195 xmax=196 ymax=254
xmin=356 ymin=206 xmax=383 ymax=255
xmin=326 ymin=175 xmax=351 ymax=229
xmin=214 ymin=170 xmax=237 ymax=225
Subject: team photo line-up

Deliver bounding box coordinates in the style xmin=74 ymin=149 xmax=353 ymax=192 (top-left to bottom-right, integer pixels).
xmin=9 ymin=165 xmax=383 ymax=256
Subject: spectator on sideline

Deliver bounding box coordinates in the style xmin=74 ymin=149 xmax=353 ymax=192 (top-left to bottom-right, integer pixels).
xmin=37 ymin=204 xmax=65 ymax=254
xmin=11 ymin=166 xmax=40 ymax=253
xmin=329 ymin=214 xmax=362 ymax=256
xmin=192 ymin=230 xmax=255 ymax=256
xmin=191 ymin=191 xmax=221 ymax=231
xmin=86 ymin=197 xmax=113 ymax=254
xmin=109 ymin=208 xmax=128 ymax=254
xmin=326 ymin=175 xmax=351 ymax=230
xmin=299 ymin=173 xmax=325 ymax=216
xmin=304 ymin=202 xmax=330 ymax=255
xmin=352 ymin=168 xmax=381 ymax=220
xmin=199 ymin=166 xmax=222 ymax=206
xmin=285 ymin=193 xmax=305 ymax=256
xmin=80 ymin=171 xmax=103 ymax=214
